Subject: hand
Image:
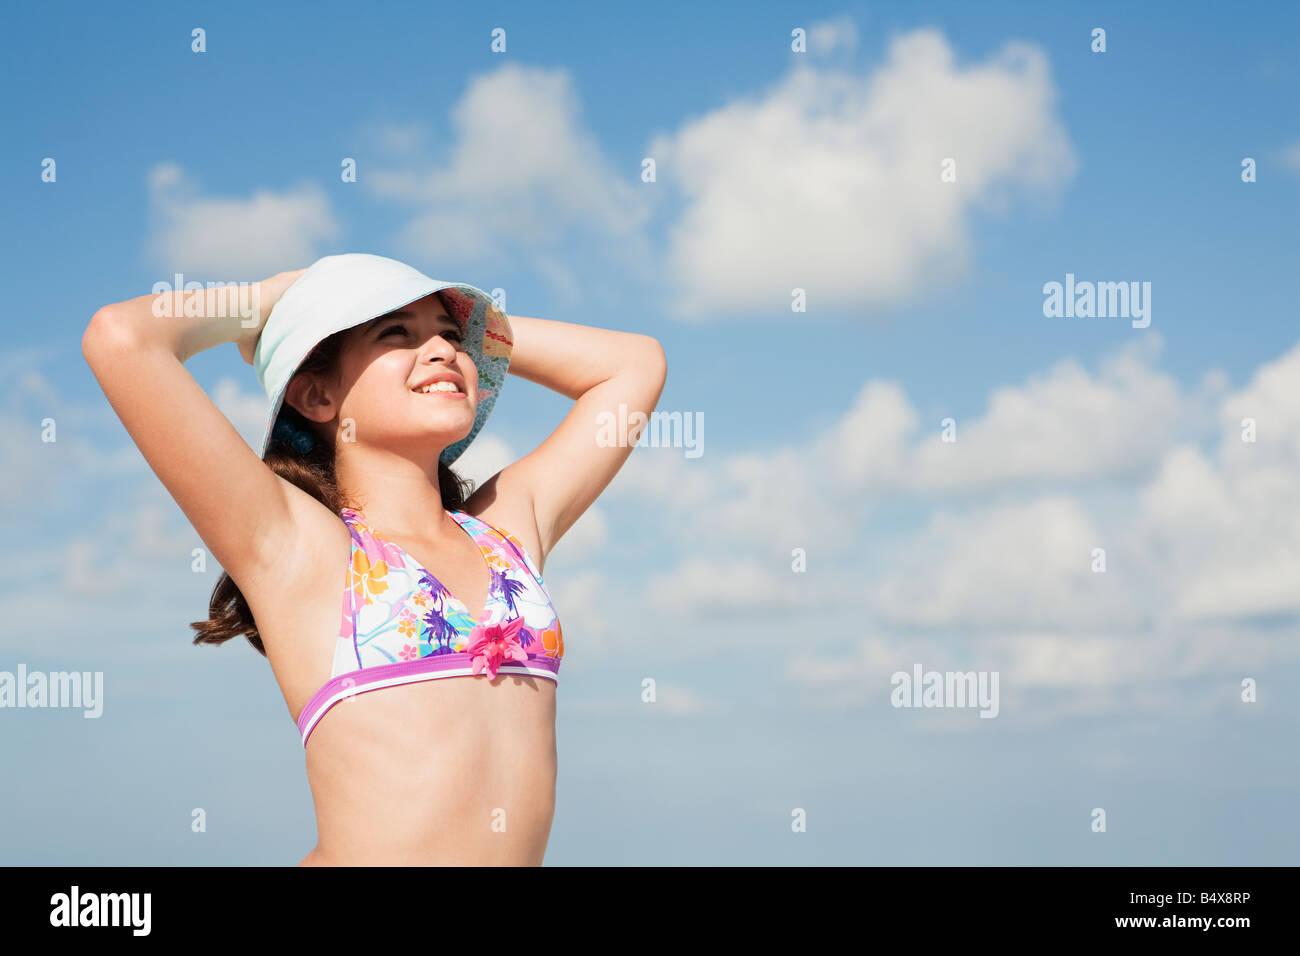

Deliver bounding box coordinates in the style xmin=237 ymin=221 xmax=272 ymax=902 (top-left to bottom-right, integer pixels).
xmin=238 ymin=269 xmax=307 ymax=365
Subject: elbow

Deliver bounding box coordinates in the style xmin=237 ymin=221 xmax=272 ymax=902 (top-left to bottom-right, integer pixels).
xmin=82 ymin=309 xmax=106 ymax=363
xmin=82 ymin=306 xmax=131 ymax=365
xmin=636 ymin=335 xmax=667 ymax=382
xmin=606 ymin=336 xmax=666 ymax=391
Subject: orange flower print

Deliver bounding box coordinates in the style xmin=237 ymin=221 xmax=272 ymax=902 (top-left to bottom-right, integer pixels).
xmin=412 ymin=590 xmax=432 ymax=609
xmin=350 ymin=549 xmax=390 ymax=605
xmin=539 ymin=623 xmax=564 ymax=658
xmin=397 ymin=612 xmax=418 ymax=639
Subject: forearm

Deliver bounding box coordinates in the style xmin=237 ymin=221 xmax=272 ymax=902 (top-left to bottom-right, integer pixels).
xmin=93 ymin=280 xmax=270 ymax=363
xmin=505 ymin=314 xmax=663 ymax=399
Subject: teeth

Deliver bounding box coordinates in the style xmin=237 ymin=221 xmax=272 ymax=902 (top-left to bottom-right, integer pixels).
xmin=417 ymin=382 xmax=460 ymax=393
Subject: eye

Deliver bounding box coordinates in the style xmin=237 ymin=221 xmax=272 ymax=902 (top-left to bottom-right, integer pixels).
xmin=381 ymin=325 xmax=409 ymax=339
xmin=440 ymin=327 xmax=464 ymax=344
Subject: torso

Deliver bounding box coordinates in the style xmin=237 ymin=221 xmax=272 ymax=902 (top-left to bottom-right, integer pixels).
xmin=244 ymin=485 xmax=557 ymax=865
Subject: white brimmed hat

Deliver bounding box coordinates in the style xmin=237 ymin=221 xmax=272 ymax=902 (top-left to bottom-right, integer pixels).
xmin=252 ymin=253 xmax=513 ymax=465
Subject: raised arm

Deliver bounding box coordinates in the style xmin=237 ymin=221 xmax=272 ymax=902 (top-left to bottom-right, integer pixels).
xmin=495 ymin=314 xmax=667 ymax=565
xmin=81 ymin=271 xmax=309 ymax=593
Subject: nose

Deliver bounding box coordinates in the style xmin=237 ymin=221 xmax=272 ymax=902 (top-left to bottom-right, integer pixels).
xmin=417 ymin=329 xmax=459 ymax=363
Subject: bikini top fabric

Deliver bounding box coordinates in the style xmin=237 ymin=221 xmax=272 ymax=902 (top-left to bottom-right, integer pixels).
xmin=295 ymin=507 xmax=563 ymax=746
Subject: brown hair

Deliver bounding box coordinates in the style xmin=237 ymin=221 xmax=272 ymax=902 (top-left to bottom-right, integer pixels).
xmin=189 ymin=325 xmax=476 ymax=655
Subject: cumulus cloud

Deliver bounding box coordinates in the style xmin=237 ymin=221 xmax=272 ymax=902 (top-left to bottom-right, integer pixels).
xmin=648 ymin=28 xmax=1078 ymax=318
xmin=822 ymin=333 xmax=1188 ymax=493
xmin=361 ymin=28 xmax=1073 ymax=317
xmin=1136 ymin=340 xmax=1300 ymax=621
xmin=144 ymin=162 xmax=341 ymax=277
xmin=615 ymin=328 xmax=1300 ymax=714
xmin=643 ymin=554 xmax=811 ymax=617
xmin=364 ymin=63 xmax=653 ymax=281
xmin=615 ymin=332 xmax=1196 ymax=574
xmin=870 ymin=495 xmax=1115 ymax=631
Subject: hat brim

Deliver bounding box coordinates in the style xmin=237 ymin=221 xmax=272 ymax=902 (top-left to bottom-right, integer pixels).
xmin=254 ymin=255 xmax=512 ymax=467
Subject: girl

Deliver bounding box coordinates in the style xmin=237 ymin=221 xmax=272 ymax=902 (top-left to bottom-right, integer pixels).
xmin=81 ymin=253 xmax=667 ymax=865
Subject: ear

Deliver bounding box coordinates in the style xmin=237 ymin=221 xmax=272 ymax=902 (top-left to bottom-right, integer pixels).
xmin=283 ymin=372 xmax=337 ymax=426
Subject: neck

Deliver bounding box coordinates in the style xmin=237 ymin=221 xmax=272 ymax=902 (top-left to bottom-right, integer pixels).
xmin=333 ymin=443 xmax=454 ymax=538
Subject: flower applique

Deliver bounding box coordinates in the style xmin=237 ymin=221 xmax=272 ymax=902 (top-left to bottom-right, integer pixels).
xmin=465 ymin=617 xmax=533 ymax=679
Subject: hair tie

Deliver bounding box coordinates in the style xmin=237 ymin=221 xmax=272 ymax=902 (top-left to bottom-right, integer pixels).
xmin=272 ymin=418 xmax=317 ymax=454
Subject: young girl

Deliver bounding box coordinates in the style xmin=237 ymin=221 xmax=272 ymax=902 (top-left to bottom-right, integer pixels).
xmin=81 ymin=253 xmax=667 ymax=865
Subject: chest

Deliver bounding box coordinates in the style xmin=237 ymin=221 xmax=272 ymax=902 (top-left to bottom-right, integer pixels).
xmin=384 ymin=532 xmax=496 ymax=625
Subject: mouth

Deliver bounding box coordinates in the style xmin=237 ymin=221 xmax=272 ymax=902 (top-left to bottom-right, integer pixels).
xmin=412 ymin=382 xmax=468 ymax=399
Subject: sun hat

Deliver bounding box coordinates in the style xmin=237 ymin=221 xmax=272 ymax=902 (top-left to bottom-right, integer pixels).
xmin=252 ymin=253 xmax=513 ymax=466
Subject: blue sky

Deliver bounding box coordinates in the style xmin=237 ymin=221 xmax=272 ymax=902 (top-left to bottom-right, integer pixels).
xmin=1 ymin=1 xmax=1298 ymax=864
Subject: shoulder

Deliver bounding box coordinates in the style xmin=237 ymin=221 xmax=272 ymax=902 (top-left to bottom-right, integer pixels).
xmin=462 ymin=468 xmax=547 ymax=576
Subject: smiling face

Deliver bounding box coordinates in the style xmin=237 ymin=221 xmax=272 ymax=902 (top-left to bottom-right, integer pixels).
xmin=293 ymin=291 xmax=480 ymax=457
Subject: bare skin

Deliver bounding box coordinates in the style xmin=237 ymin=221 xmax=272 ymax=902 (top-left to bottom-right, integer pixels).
xmin=251 ymin=482 xmax=558 ymax=867
xmin=248 ymin=295 xmax=559 ymax=865
xmin=83 ymin=267 xmax=666 ymax=866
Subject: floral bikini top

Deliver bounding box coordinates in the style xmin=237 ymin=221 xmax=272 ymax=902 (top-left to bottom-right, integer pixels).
xmin=295 ymin=507 xmax=564 ymax=747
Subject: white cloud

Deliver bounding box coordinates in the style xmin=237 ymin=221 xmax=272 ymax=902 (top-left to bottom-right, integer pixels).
xmin=643 ymin=554 xmax=810 ymax=616
xmin=144 ymin=162 xmax=341 ymax=276
xmin=359 ymin=28 xmax=1074 ymax=317
xmin=612 ymin=326 xmax=1300 ymax=718
xmin=871 ymin=495 xmax=1119 ymax=631
xmin=820 ymin=380 xmax=919 ymax=488
xmin=607 ymin=446 xmax=719 ymax=512
xmin=648 ymin=28 xmax=1078 ymax=318
xmin=712 ymin=447 xmax=846 ymax=552
xmin=614 ymin=336 xmax=1193 ymax=608
xmin=1218 ymin=340 xmax=1300 ymax=469
xmin=989 ymin=632 xmax=1148 ymax=688
xmin=823 ymin=333 xmax=1187 ymax=492
xmin=1135 ymin=341 xmax=1300 ymax=621
xmin=364 ymin=64 xmax=652 ymax=281
xmin=915 ymin=339 xmax=1182 ymax=489
xmin=607 ymin=440 xmax=855 ymax=557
